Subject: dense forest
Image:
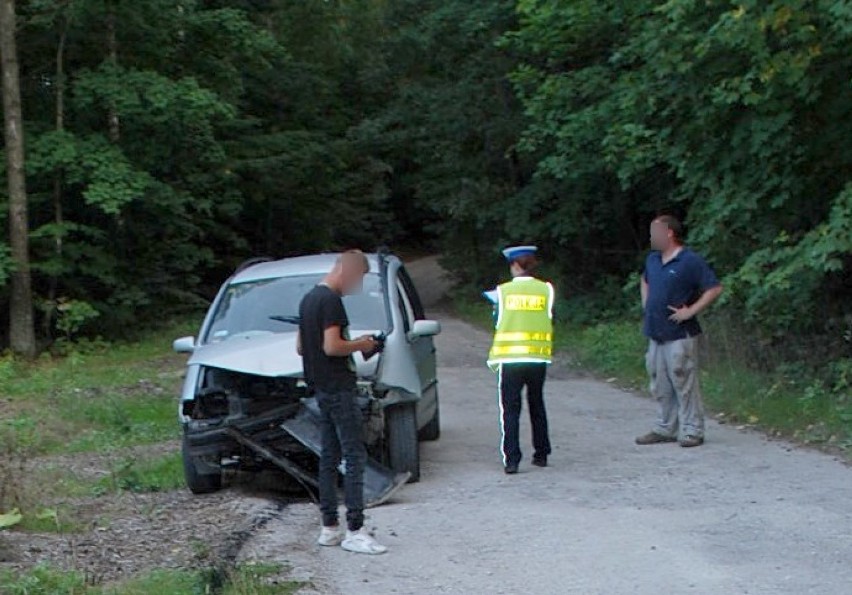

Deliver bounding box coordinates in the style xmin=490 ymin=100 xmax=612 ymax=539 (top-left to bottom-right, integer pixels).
xmin=0 ymin=1 xmax=850 ymax=367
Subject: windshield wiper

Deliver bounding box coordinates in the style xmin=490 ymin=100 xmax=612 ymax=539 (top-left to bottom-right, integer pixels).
xmin=269 ymin=315 xmax=301 ymax=325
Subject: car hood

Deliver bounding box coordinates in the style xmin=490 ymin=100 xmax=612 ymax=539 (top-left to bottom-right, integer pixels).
xmin=188 ymin=331 xmax=379 ymax=378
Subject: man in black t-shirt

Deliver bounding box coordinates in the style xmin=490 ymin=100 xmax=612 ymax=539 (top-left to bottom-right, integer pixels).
xmin=297 ymin=250 xmax=386 ymax=555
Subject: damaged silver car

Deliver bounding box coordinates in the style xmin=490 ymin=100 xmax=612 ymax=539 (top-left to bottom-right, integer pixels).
xmin=173 ymin=252 xmax=441 ymax=502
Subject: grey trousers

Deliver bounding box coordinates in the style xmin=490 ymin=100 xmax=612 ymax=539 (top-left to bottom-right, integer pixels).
xmin=646 ymin=337 xmax=705 ymax=439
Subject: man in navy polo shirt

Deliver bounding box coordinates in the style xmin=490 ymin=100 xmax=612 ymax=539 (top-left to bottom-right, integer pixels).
xmin=636 ymin=215 xmax=723 ymax=448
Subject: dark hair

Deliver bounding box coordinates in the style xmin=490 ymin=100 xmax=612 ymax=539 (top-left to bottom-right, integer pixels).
xmin=655 ymin=214 xmax=684 ymax=243
xmin=512 ymin=253 xmax=539 ymax=273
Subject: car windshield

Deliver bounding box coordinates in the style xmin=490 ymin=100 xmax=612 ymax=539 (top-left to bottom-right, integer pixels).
xmin=203 ymin=273 xmax=386 ymax=344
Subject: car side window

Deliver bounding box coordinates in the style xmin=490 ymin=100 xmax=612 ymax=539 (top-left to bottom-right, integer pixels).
xmin=397 ymin=281 xmax=414 ymax=333
xmin=397 ymin=267 xmax=425 ymax=320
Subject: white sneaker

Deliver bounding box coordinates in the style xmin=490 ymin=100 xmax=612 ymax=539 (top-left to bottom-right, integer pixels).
xmin=341 ymin=528 xmax=388 ymax=555
xmin=317 ymin=525 xmax=345 ymax=547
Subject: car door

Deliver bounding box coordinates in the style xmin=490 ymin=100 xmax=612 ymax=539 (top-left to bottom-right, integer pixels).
xmin=395 ymin=266 xmax=438 ymax=427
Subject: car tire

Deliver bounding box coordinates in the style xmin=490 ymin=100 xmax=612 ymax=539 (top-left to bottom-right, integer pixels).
xmin=418 ymin=397 xmax=440 ymax=442
xmin=182 ymin=434 xmax=222 ymax=494
xmin=386 ymin=402 xmax=420 ymax=483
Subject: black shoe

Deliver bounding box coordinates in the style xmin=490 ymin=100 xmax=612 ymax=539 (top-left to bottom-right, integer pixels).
xmin=504 ymin=464 xmax=519 ymax=475
xmin=635 ymin=432 xmax=678 ymax=445
xmin=532 ymin=457 xmax=547 ymax=468
xmin=679 ymin=435 xmax=705 ymax=448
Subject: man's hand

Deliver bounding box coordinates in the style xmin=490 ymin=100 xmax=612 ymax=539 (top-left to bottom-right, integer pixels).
xmin=667 ymin=304 xmax=693 ymax=323
xmin=324 ymin=327 xmax=376 ymax=357
xmin=354 ymin=335 xmax=379 ymax=356
xmin=668 ymin=285 xmax=723 ymax=324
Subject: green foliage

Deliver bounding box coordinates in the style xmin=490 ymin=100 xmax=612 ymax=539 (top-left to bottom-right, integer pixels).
xmin=0 ymin=317 xmax=194 ymax=456
xmin=0 ymin=352 xmax=16 ymax=385
xmin=730 ymin=184 xmax=852 ymax=331
xmin=58 ymin=390 xmax=179 ymax=453
xmin=0 ymin=564 xmax=301 ymax=595
xmin=0 ymin=564 xmax=88 ymax=595
xmin=98 ymin=453 xmax=184 ymax=494
xmin=355 ymin=0 xmax=527 ymax=283
xmin=502 ymin=0 xmax=852 ymax=342
xmin=557 ymin=320 xmax=647 ymax=386
xmin=1 ymin=0 xmax=430 ymax=344
xmin=54 ymin=299 xmax=100 ymax=339
xmin=11 ymin=506 xmax=83 ymax=534
xmin=0 ymin=242 xmax=14 ymax=287
xmin=0 ymin=508 xmax=23 ymax=529
xmin=100 ymin=569 xmax=203 ymax=595
xmin=1 ymin=0 xmax=849 ymax=381
xmin=221 ymin=563 xmax=301 ymax=595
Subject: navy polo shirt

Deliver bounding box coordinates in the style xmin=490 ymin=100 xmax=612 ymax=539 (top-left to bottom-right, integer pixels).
xmin=643 ymin=248 xmax=719 ymax=343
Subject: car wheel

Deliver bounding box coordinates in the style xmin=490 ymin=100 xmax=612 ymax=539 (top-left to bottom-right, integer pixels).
xmin=182 ymin=434 xmax=222 ymax=494
xmin=418 ymin=397 xmax=440 ymax=442
xmin=385 ymin=402 xmax=420 ymax=483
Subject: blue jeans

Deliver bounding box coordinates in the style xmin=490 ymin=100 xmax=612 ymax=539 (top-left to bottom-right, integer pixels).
xmin=316 ymin=389 xmax=367 ymax=531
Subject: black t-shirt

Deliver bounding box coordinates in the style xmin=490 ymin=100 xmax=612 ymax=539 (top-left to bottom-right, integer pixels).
xmin=298 ymin=285 xmax=357 ymax=392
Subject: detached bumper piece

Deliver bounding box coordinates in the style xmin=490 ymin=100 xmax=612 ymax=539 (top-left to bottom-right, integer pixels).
xmin=281 ymin=408 xmax=410 ymax=508
xmin=196 ymin=402 xmax=408 ymax=507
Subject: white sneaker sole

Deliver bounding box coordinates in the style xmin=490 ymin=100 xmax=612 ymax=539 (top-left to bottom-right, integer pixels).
xmin=317 ymin=530 xmax=345 ymax=547
xmin=318 ymin=537 xmax=344 ymax=547
xmin=341 ymin=541 xmax=387 ymax=555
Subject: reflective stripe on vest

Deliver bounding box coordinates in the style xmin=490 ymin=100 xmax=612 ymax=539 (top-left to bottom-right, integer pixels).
xmin=493 ymin=331 xmax=553 ymax=343
xmin=488 ymin=278 xmax=554 ymax=369
xmin=490 ymin=345 xmax=553 ymax=357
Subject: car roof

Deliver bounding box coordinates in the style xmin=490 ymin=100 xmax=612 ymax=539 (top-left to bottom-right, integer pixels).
xmin=230 ymin=253 xmax=389 ymax=284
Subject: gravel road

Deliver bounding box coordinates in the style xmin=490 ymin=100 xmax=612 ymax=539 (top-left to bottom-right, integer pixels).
xmin=242 ymin=260 xmax=852 ymax=595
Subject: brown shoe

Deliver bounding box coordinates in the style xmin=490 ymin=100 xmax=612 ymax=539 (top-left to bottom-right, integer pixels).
xmin=635 ymin=432 xmax=678 ymax=445
xmin=679 ymin=435 xmax=704 ymax=448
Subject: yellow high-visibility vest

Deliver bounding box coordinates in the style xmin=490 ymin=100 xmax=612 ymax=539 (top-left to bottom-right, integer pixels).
xmin=487 ymin=277 xmax=554 ymax=370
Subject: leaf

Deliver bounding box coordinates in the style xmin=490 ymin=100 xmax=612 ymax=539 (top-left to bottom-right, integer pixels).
xmin=35 ymin=508 xmax=59 ymax=523
xmin=0 ymin=508 xmax=23 ymax=529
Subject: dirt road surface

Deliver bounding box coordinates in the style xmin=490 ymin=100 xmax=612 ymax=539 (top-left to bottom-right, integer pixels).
xmin=239 ymin=261 xmax=852 ymax=595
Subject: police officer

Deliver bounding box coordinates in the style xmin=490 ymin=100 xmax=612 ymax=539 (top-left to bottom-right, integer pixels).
xmin=487 ymin=246 xmax=555 ymax=474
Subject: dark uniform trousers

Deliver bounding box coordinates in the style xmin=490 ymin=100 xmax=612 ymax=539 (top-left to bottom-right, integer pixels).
xmin=498 ymin=362 xmax=551 ymax=467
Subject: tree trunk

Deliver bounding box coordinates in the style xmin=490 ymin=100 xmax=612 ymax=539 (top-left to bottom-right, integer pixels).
xmin=105 ymin=2 xmax=126 ymax=240
xmin=0 ymin=0 xmax=36 ymax=356
xmin=106 ymin=4 xmax=120 ymax=143
xmin=45 ymin=15 xmax=70 ymax=337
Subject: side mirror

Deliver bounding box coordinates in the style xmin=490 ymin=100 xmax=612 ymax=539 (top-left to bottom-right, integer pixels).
xmin=173 ymin=336 xmax=196 ymax=353
xmin=408 ymin=320 xmax=441 ymax=339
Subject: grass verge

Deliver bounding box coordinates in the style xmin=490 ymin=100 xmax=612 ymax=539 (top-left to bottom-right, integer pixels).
xmin=0 ymin=562 xmax=305 ymax=595
xmin=0 ymin=316 xmax=198 ymax=529
xmin=0 ymin=315 xmax=196 ymax=457
xmin=95 ymin=452 xmax=185 ymax=495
